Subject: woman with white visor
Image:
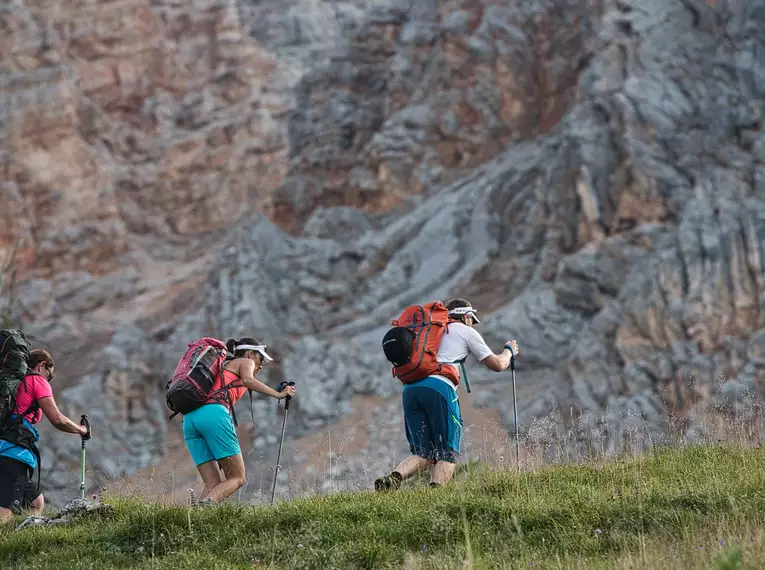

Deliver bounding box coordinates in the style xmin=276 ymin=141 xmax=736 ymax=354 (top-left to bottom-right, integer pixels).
xmin=182 ymin=336 xmax=296 ymax=505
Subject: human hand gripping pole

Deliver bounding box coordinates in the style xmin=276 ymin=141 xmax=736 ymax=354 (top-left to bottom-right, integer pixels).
xmin=270 ymin=381 xmax=296 ymax=505
xmin=504 ymin=343 xmax=520 ymax=472
xmin=79 ymin=414 xmax=91 ymax=500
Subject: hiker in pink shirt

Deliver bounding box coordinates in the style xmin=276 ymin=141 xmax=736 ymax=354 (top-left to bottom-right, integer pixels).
xmin=0 ymin=349 xmax=88 ymax=522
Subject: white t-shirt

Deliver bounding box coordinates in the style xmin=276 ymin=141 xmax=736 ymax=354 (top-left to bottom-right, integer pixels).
xmin=431 ymin=322 xmax=493 ymax=390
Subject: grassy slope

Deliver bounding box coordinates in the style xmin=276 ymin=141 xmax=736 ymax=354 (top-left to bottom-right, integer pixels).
xmin=2 ymin=445 xmax=765 ymax=569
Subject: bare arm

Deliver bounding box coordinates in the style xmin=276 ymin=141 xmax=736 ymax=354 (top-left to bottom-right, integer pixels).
xmin=238 ymin=359 xmax=289 ymax=399
xmin=480 ymin=340 xmax=519 ymax=372
xmin=481 ymin=349 xmax=512 ymax=372
xmin=38 ymin=397 xmax=87 ymax=435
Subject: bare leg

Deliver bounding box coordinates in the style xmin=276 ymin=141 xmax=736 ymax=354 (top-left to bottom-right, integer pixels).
xmin=430 ymin=461 xmax=457 ymax=485
xmin=0 ymin=507 xmax=12 ymax=523
xmin=196 ymin=461 xmax=223 ymax=501
xmin=206 ymin=454 xmax=246 ymax=503
xmin=376 ymin=455 xmax=435 ymax=491
xmin=393 ymin=455 xmax=434 ymax=481
xmin=28 ymin=494 xmax=44 ymax=515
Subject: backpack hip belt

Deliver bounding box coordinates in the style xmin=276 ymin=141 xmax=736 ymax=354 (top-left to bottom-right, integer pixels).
xmin=0 ymin=421 xmax=43 ymax=490
xmin=0 ymin=422 xmax=37 ymax=452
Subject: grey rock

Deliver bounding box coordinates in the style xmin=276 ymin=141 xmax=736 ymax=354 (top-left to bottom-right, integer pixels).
xmin=16 ymin=498 xmax=113 ymax=531
xmin=466 ymin=36 xmax=496 ymax=59
xmin=304 ymin=206 xmax=373 ymax=240
xmin=284 ymin=0 xmax=596 ymax=223
xmin=399 ymin=21 xmax=437 ymax=45
xmin=441 ymin=11 xmax=473 ymax=35
xmin=719 ymin=379 xmax=750 ymax=408
xmin=747 ymin=329 xmax=765 ymax=365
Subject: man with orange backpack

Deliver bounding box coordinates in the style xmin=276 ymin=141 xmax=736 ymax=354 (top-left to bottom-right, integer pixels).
xmin=377 ymin=298 xmax=518 ymax=490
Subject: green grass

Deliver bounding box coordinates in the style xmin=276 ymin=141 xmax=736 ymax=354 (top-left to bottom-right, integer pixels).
xmin=3 ymin=445 xmax=765 ymax=569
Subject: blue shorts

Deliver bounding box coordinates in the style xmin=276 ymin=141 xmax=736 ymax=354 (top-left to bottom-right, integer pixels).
xmin=402 ymin=377 xmax=463 ymax=463
xmin=183 ymin=404 xmax=241 ymax=466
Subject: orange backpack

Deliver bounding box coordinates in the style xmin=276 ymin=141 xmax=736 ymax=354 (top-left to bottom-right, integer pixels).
xmin=382 ymin=301 xmax=460 ymax=386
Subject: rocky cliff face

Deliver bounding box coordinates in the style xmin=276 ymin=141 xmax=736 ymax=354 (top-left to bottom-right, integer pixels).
xmin=1 ymin=0 xmax=290 ymax=503
xmin=3 ymin=0 xmax=765 ymax=505
xmin=279 ymin=0 xmax=594 ymax=230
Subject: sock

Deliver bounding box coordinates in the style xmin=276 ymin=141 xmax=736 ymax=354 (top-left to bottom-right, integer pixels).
xmin=429 ymin=482 xmax=441 ymax=487
xmin=391 ymin=471 xmax=403 ymax=483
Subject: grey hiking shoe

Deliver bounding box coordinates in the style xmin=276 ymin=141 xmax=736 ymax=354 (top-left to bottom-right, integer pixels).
xmin=374 ymin=472 xmax=402 ymax=492
xmin=187 ymin=488 xmax=215 ymax=508
xmin=191 ymin=498 xmax=215 ymax=508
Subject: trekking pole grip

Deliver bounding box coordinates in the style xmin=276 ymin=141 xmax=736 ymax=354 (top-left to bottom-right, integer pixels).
xmin=505 ymin=344 xmax=516 ymax=370
xmin=80 ymin=414 xmax=91 ymax=442
xmin=276 ymin=382 xmax=296 ymax=410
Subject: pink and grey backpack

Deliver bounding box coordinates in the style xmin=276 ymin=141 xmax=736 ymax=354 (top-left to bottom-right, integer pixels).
xmin=165 ymin=337 xmax=228 ymax=419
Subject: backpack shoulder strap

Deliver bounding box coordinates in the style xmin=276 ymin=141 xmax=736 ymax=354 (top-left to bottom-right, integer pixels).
xmin=3 ymin=377 xmax=36 ymax=426
xmin=209 ymin=369 xmax=245 ymax=396
xmin=17 ymin=376 xmax=41 ymax=422
xmin=207 ymin=367 xmax=245 ymax=426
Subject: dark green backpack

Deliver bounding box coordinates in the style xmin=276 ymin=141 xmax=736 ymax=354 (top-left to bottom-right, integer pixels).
xmin=0 ymin=329 xmax=31 ymax=426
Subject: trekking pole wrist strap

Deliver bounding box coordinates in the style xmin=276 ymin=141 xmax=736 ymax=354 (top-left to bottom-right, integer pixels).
xmin=504 ymin=344 xmax=515 ymax=357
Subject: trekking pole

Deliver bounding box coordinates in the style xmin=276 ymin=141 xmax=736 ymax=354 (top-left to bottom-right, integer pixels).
xmin=270 ymin=382 xmax=295 ymax=506
xmin=79 ymin=414 xmax=91 ymax=499
xmin=510 ymin=353 xmax=520 ymax=472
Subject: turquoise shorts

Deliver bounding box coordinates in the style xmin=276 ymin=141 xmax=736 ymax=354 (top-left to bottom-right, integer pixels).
xmin=402 ymin=377 xmax=463 ymax=463
xmin=183 ymin=404 xmax=241 ymax=466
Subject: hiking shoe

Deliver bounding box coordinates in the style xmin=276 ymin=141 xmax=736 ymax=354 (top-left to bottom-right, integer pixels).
xmin=374 ymin=472 xmax=402 ymax=492
xmin=191 ymin=498 xmax=215 ymax=508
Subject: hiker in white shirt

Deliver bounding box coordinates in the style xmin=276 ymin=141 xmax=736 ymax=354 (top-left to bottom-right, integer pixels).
xmin=375 ymin=298 xmax=519 ymax=491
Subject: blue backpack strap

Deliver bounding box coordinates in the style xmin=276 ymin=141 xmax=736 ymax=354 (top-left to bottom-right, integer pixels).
xmin=447 ymin=358 xmax=471 ymax=393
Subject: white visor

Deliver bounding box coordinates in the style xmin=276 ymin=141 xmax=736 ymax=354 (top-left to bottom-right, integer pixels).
xmin=448 ymin=306 xmax=480 ymax=323
xmin=235 ymin=344 xmax=274 ymax=363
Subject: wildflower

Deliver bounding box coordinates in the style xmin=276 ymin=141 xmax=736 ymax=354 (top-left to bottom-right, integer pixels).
xmin=595 ymin=528 xmax=601 ymax=537
xmin=719 ymin=539 xmax=726 ymax=546
xmin=420 ymin=545 xmax=428 ymax=553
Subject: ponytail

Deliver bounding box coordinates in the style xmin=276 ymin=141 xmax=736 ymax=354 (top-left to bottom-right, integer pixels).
xmin=225 ymin=338 xmax=237 ymax=354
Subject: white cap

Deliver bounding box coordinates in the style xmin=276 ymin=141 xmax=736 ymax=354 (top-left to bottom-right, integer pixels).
xmin=235 ymin=344 xmax=274 ymax=363
xmin=448 ymin=305 xmax=480 ymax=324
